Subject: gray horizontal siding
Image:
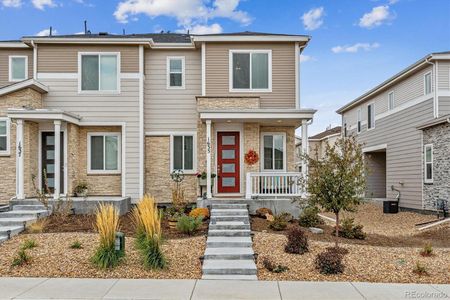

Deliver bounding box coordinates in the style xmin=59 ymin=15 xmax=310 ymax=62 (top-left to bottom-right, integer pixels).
xmin=439 ymin=96 xmax=450 ymax=116
xmin=437 ymin=61 xmax=450 ymax=90
xmin=365 ymin=152 xmax=386 ymax=198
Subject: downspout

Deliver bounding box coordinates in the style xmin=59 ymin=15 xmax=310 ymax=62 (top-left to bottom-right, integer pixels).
xmin=425 ymin=57 xmax=438 ymax=118
xmin=31 ymin=40 xmax=37 ymax=79
xmin=297 ymin=44 xmax=307 ymax=109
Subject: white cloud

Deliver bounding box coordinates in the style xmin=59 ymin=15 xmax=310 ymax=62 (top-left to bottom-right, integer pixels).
xmin=2 ymin=0 xmax=22 ymax=7
xmin=332 ymin=43 xmax=380 ymax=53
xmin=36 ymin=28 xmax=58 ymax=36
xmin=301 ymin=7 xmax=324 ymax=31
xmin=113 ymin=0 xmax=252 ymax=31
xmin=176 ymin=23 xmax=223 ymax=34
xmin=359 ymin=5 xmax=393 ymax=28
xmin=300 ymin=54 xmax=315 ymax=63
xmin=32 ymin=0 xmax=56 ymax=10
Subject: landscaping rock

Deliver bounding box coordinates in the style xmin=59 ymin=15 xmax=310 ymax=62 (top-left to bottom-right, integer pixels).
xmin=309 ymin=227 xmax=324 ymax=234
xmin=256 ymin=208 xmax=273 ymax=218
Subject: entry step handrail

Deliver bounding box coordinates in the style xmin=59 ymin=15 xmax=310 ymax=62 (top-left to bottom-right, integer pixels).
xmin=245 ymin=172 xmax=304 ymax=199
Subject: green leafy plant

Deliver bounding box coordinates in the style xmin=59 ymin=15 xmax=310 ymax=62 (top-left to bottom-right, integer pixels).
xmin=262 ymin=257 xmax=289 ymax=273
xmin=11 ymin=249 xmax=31 ymax=267
xmin=21 ymin=239 xmax=37 ymax=250
xmin=333 ymin=218 xmax=366 ymax=240
xmin=176 ymin=215 xmax=203 ymax=235
xmin=269 ymin=214 xmax=288 ymax=231
xmin=413 ymin=262 xmax=429 ymax=276
xmin=298 ymin=206 xmax=324 ymax=228
xmin=315 ymin=247 xmax=346 ymax=274
xmin=70 ymin=240 xmax=83 ymax=249
xmin=285 ymin=226 xmax=309 ymax=254
xmin=73 ymin=181 xmax=89 ymax=196
xmin=420 ymin=244 xmax=433 ymax=257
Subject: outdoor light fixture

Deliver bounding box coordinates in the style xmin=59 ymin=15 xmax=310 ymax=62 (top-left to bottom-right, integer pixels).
xmin=115 ymin=232 xmax=125 ymax=253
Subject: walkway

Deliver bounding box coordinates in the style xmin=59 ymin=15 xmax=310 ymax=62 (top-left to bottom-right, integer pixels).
xmin=1 ymin=277 xmax=448 ymax=300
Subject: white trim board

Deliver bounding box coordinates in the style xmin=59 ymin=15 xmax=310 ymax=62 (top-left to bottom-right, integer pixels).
xmin=37 ymin=73 xmax=140 ymax=80
xmin=0 ymin=117 xmax=11 ymax=156
xmin=8 ymin=55 xmax=28 ymax=82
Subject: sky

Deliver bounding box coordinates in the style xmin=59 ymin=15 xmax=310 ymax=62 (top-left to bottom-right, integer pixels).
xmin=0 ymin=0 xmax=449 ymax=134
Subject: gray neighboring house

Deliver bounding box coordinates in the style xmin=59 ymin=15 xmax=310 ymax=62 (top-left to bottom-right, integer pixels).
xmin=337 ymin=52 xmax=450 ymax=211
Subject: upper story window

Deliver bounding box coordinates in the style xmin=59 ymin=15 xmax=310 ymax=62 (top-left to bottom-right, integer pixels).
xmin=367 ymin=103 xmax=375 ymax=130
xmin=9 ymin=56 xmax=28 ymax=82
xmin=424 ymin=72 xmax=432 ymax=95
xmin=167 ymin=57 xmax=185 ymax=89
xmin=230 ymin=50 xmax=272 ymax=92
xmin=88 ymin=132 xmax=121 ymax=174
xmin=79 ymin=53 xmax=119 ymax=92
xmin=171 ymin=134 xmax=195 ymax=172
xmin=357 ymin=109 xmax=362 ymax=133
xmin=262 ymin=133 xmax=285 ymax=171
xmin=424 ymin=144 xmax=433 ymax=183
xmin=388 ymin=91 xmax=394 ymax=110
xmin=0 ymin=118 xmax=10 ymax=155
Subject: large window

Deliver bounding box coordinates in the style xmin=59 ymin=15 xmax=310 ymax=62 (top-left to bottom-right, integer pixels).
xmin=357 ymin=109 xmax=362 ymax=133
xmin=9 ymin=56 xmax=27 ymax=82
xmin=262 ymin=133 xmax=285 ymax=171
xmin=167 ymin=57 xmax=185 ymax=89
xmin=88 ymin=133 xmax=121 ymax=173
xmin=0 ymin=118 xmax=9 ymax=155
xmin=171 ymin=135 xmax=195 ymax=172
xmin=424 ymin=72 xmax=432 ymax=95
xmin=230 ymin=50 xmax=271 ymax=92
xmin=79 ymin=53 xmax=119 ymax=92
xmin=424 ymin=144 xmax=433 ymax=183
xmin=388 ymin=91 xmax=394 ymax=110
xmin=367 ymin=103 xmax=375 ymax=130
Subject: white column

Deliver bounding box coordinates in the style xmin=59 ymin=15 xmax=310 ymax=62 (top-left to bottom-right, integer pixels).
xmin=301 ymin=120 xmax=309 ymax=177
xmin=206 ymin=120 xmax=212 ymax=199
xmin=54 ymin=120 xmax=61 ymax=199
xmin=16 ymin=119 xmax=25 ymax=200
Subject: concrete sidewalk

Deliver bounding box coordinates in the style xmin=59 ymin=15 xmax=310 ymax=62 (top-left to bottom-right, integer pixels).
xmin=0 ymin=277 xmax=448 ymax=300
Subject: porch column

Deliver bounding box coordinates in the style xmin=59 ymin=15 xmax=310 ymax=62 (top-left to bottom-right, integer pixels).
xmin=301 ymin=120 xmax=309 ymax=177
xmin=16 ymin=119 xmax=25 ymax=200
xmin=206 ymin=120 xmax=212 ymax=199
xmin=54 ymin=120 xmax=61 ymax=199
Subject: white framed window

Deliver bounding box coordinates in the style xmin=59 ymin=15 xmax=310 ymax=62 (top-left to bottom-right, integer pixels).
xmin=170 ymin=134 xmax=196 ymax=173
xmin=424 ymin=71 xmax=432 ymax=95
xmin=357 ymin=109 xmax=362 ymax=133
xmin=0 ymin=118 xmax=10 ymax=156
xmin=367 ymin=103 xmax=375 ymax=130
xmin=424 ymin=144 xmax=433 ymax=183
xmin=167 ymin=56 xmax=185 ymax=89
xmin=229 ymin=50 xmax=272 ymax=92
xmin=9 ymin=56 xmax=28 ymax=82
xmin=388 ymin=91 xmax=394 ymax=110
xmin=78 ymin=52 xmax=120 ymax=93
xmin=261 ymin=132 xmax=286 ymax=171
xmin=87 ymin=132 xmax=121 ymax=174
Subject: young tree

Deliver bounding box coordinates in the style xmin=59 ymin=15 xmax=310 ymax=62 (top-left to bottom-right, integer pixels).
xmin=304 ymin=136 xmax=366 ymax=247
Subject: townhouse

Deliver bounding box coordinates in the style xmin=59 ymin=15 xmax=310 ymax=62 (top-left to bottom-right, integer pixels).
xmin=338 ymin=52 xmax=450 ymax=211
xmin=0 ymin=32 xmax=315 ymax=208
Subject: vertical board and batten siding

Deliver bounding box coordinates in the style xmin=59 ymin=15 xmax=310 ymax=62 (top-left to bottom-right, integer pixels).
xmin=205 ymin=42 xmax=296 ymax=108
xmin=144 ymin=49 xmax=201 ymax=132
xmin=37 ymin=44 xmax=139 ymax=73
xmin=0 ymin=48 xmax=33 ymax=88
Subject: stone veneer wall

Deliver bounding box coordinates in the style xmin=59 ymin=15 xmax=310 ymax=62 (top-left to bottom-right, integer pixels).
xmin=196 ymin=97 xmax=260 ymax=110
xmin=67 ymin=123 xmax=80 ymax=195
xmin=145 ymin=136 xmax=197 ymax=203
xmin=422 ymin=123 xmax=450 ymax=210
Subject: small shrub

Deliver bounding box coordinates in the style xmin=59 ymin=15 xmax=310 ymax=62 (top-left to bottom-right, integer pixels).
xmin=279 ymin=212 xmax=293 ymax=222
xmin=262 ymin=257 xmax=289 ymax=273
xmin=420 ymin=244 xmax=433 ymax=257
xmin=12 ymin=249 xmax=31 ymax=267
xmin=189 ymin=207 xmax=209 ymax=219
xmin=27 ymin=218 xmax=49 ymax=233
xmin=315 ymin=248 xmax=345 ymax=274
xmin=176 ymin=215 xmax=203 ymax=235
xmin=21 ymin=239 xmax=37 ymax=250
xmin=413 ymin=262 xmax=429 ymax=276
xmin=70 ymin=240 xmax=83 ymax=249
xmin=285 ymin=226 xmax=309 ymax=254
xmin=298 ymin=206 xmax=324 ymax=228
xmin=256 ymin=207 xmax=273 ymax=218
xmin=334 ymin=218 xmax=366 ymax=240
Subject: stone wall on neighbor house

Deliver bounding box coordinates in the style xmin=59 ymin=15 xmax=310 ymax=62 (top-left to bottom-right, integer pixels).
xmin=422 ymin=122 xmax=450 ymax=210
xmin=145 ymin=136 xmax=198 ymax=203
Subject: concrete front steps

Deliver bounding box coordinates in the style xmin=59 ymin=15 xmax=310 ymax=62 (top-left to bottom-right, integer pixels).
xmin=202 ymin=200 xmax=257 ymax=280
xmin=0 ymin=201 xmax=52 ymax=244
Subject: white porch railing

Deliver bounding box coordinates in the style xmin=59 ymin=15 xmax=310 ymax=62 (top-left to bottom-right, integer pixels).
xmin=245 ymin=172 xmax=305 ymax=199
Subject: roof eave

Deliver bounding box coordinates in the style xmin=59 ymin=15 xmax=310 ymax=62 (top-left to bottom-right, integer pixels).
xmin=21 ymin=37 xmax=154 ymax=46
xmin=192 ymin=35 xmax=310 ymax=43
xmin=0 ymin=42 xmax=29 ymax=48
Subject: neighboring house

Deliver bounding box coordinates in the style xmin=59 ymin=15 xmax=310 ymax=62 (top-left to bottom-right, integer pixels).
xmin=337 ymin=52 xmax=450 ymax=211
xmin=0 ymin=32 xmax=316 ymax=205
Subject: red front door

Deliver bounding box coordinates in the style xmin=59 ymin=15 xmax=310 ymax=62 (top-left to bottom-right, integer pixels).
xmin=217 ymin=132 xmax=240 ymax=193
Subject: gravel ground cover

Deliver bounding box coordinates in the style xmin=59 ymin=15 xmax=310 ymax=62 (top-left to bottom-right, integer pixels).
xmin=254 ymin=232 xmax=450 ymax=284
xmin=0 ymin=233 xmax=205 ymax=279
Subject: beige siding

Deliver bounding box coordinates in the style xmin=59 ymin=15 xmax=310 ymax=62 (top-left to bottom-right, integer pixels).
xmin=437 ymin=61 xmax=450 ymax=90
xmin=0 ymin=48 xmax=33 ymax=88
xmin=205 ymin=42 xmax=296 ymax=108
xmin=144 ymin=49 xmax=200 ymax=132
xmin=37 ymin=44 xmax=139 ymax=73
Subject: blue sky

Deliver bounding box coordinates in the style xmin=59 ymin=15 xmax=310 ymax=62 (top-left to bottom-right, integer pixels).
xmin=1 ymin=0 xmax=449 ymax=134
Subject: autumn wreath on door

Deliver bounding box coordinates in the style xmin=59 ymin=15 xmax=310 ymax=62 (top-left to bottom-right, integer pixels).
xmin=244 ymin=149 xmax=259 ymax=165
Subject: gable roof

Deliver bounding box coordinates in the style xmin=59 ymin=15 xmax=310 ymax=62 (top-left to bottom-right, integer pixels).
xmin=0 ymin=79 xmax=48 ymax=97
xmin=309 ymin=126 xmax=342 ymax=140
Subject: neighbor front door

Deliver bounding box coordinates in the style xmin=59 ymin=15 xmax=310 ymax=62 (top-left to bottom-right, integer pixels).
xmin=217 ymin=132 xmax=240 ymax=193
xmin=41 ymin=132 xmax=64 ymax=194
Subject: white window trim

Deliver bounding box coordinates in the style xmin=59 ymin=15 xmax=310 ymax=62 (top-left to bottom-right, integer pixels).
xmin=169 ymin=133 xmax=197 ymax=174
xmin=87 ymin=132 xmax=122 ymax=174
xmin=424 ymin=144 xmax=433 ymax=184
xmin=357 ymin=109 xmax=362 ymax=134
xmin=9 ymin=55 xmax=28 ymax=82
xmin=367 ymin=102 xmax=375 ymax=131
xmin=0 ymin=117 xmax=10 ymax=156
xmin=388 ymin=91 xmax=395 ymax=110
xmin=78 ymin=52 xmax=121 ymax=94
xmin=424 ymin=71 xmax=432 ymax=95
xmin=229 ymin=49 xmax=272 ymax=93
xmin=260 ymin=132 xmax=287 ymax=172
xmin=166 ymin=56 xmax=185 ymax=89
